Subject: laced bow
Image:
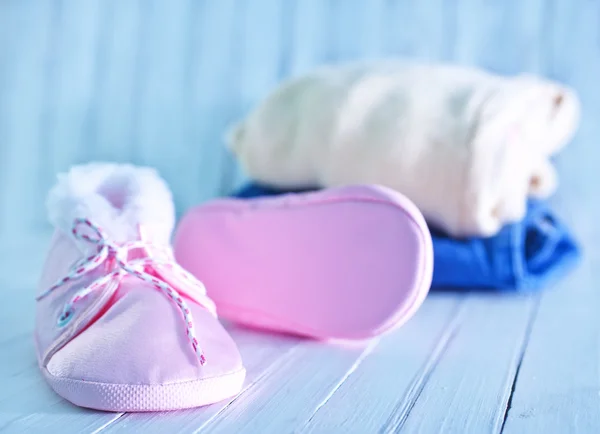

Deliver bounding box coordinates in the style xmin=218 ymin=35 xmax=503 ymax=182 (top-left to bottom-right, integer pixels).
xmin=36 ymin=218 xmax=215 ymax=365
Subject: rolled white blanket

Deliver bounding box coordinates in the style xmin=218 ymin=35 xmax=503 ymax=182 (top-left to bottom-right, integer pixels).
xmin=227 ymin=61 xmax=580 ymax=237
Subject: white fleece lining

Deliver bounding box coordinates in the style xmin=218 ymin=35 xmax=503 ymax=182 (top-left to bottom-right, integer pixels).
xmin=47 ymin=163 xmax=175 ymax=247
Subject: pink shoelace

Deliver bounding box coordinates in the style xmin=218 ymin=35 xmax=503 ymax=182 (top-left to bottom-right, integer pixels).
xmin=36 ymin=218 xmax=215 ymax=366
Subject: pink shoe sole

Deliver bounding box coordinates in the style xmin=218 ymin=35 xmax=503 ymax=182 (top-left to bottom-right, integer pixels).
xmin=41 ymin=363 xmax=245 ymax=412
xmin=174 ymin=185 xmax=433 ymax=340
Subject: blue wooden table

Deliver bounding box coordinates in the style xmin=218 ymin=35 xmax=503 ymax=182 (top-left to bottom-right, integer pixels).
xmin=1 ymin=1 xmax=599 ymax=432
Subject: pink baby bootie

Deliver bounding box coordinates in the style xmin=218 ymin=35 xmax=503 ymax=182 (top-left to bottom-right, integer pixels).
xmin=174 ymin=185 xmax=433 ymax=341
xmin=35 ymin=163 xmax=245 ymax=411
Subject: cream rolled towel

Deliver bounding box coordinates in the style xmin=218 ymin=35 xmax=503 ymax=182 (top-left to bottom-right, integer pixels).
xmin=227 ymin=61 xmax=580 ymax=237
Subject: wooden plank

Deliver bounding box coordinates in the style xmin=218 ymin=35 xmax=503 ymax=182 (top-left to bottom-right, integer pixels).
xmin=330 ymin=0 xmax=452 ymax=61
xmin=299 ymin=294 xmax=463 ymax=433
xmin=0 ymin=232 xmax=51 ymax=343
xmin=237 ymin=0 xmax=288 ymax=106
xmin=395 ymin=294 xmax=536 ymax=434
xmin=227 ymin=0 xmax=290 ymax=193
xmin=384 ymin=0 xmax=449 ymax=60
xmin=545 ymin=0 xmax=600 ymax=105
xmin=177 ymin=0 xmax=242 ymax=209
xmin=100 ymin=326 xmax=301 ymax=433
xmin=329 ymin=0 xmax=371 ymax=61
xmin=2 ymin=1 xmax=599 ymax=432
xmin=353 ymin=0 xmax=387 ymax=60
xmin=502 ymin=264 xmax=600 ymax=433
xmin=0 ymin=0 xmax=55 ymax=233
xmin=195 ymin=295 xmax=461 ymax=433
xmin=93 ymin=0 xmax=143 ymax=163
xmin=37 ymin=0 xmax=105 ymax=231
xmin=200 ymin=340 xmax=373 ymax=433
xmin=129 ymin=0 xmax=199 ymax=215
xmin=502 ymin=2 xmax=600 ymax=430
xmin=0 ymin=0 xmax=14 ymax=234
xmin=0 ymin=280 xmax=37 ymax=344
xmin=0 ymin=337 xmax=123 ymax=434
xmin=502 ymin=126 xmax=600 ymax=434
xmin=453 ymin=0 xmax=545 ymax=73
xmin=288 ymin=0 xmax=331 ymax=75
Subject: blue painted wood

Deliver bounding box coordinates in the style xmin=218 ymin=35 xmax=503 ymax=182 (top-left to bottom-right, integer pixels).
xmin=453 ymin=0 xmax=546 ymax=74
xmin=131 ymin=0 xmax=200 ymax=215
xmin=330 ymin=0 xmax=370 ymax=61
xmin=201 ymin=342 xmax=373 ymax=433
xmin=288 ymin=0 xmax=332 ymax=75
xmin=181 ymin=0 xmax=243 ymax=210
xmin=40 ymin=0 xmax=106 ymax=231
xmin=398 ymin=295 xmax=536 ymax=433
xmin=228 ymin=0 xmax=291 ymax=191
xmin=0 ymin=0 xmax=17 ymax=231
xmin=501 ymin=2 xmax=600 ymax=430
xmin=302 ymin=295 xmax=463 ymax=433
xmin=0 ymin=0 xmax=598 ymax=234
xmin=93 ymin=0 xmax=143 ymax=163
xmin=0 ymin=0 xmax=55 ymax=234
xmin=0 ymin=2 xmax=14 ymax=231
xmin=384 ymin=0 xmax=451 ymax=61
xmin=2 ymin=1 xmax=600 ymax=432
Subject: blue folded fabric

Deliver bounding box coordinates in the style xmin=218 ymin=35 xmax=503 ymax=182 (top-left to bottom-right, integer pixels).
xmin=233 ymin=183 xmax=580 ymax=292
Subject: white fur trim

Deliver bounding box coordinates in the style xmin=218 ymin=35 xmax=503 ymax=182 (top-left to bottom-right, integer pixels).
xmin=47 ymin=163 xmax=175 ymax=246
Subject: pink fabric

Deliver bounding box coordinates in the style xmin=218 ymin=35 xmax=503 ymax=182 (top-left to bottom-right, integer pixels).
xmin=174 ymin=185 xmax=433 ymax=340
xmin=37 ymin=218 xmax=218 ymax=365
xmin=35 ymin=228 xmax=245 ymax=412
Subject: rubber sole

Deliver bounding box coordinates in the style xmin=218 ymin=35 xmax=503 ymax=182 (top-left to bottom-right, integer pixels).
xmin=43 ymin=366 xmax=246 ymax=412
xmin=174 ymin=185 xmax=433 ymax=340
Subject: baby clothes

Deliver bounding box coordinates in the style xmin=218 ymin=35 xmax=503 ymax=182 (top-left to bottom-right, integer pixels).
xmin=228 ymin=61 xmax=580 ymax=237
xmin=234 ymin=183 xmax=580 ymax=292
